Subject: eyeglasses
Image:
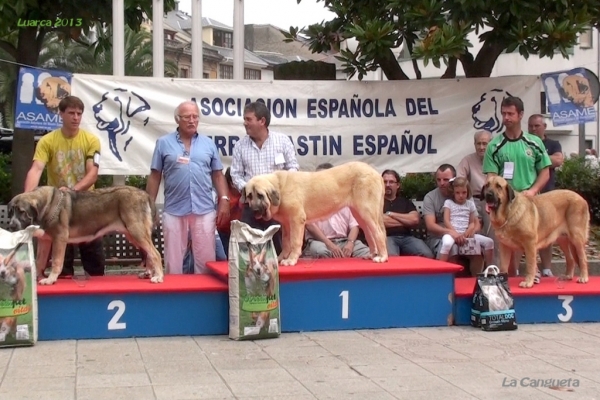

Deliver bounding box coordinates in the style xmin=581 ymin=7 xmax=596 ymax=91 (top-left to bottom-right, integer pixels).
xmin=383 ymin=180 xmax=398 ymax=185
xmin=179 ymin=114 xmax=199 ymax=121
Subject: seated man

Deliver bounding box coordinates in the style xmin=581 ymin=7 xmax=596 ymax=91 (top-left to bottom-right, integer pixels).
xmin=303 ymin=163 xmax=371 ymax=259
xmin=423 ymin=164 xmax=483 ymax=275
xmin=382 ymin=169 xmax=433 ymax=258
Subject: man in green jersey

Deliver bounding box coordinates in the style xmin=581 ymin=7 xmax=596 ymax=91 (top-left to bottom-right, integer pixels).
xmin=482 ymin=96 xmax=552 ymax=278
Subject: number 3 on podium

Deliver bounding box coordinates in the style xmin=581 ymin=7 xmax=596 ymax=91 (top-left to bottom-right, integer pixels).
xmin=557 ymin=295 xmax=573 ymax=322
xmin=108 ymin=300 xmax=127 ymax=330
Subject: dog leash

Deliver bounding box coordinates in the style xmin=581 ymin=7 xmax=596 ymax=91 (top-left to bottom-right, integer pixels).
xmin=47 ymin=191 xmax=65 ymax=224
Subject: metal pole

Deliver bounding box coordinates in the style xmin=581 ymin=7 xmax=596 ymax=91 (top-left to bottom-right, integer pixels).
xmin=233 ymin=0 xmax=245 ymax=80
xmin=192 ymin=0 xmax=203 ymax=78
xmin=112 ymin=0 xmax=125 ymax=77
xmin=113 ymin=0 xmax=126 ymax=186
xmin=579 ymin=123 xmax=587 ymax=155
xmin=153 ymin=0 xmax=165 ymax=78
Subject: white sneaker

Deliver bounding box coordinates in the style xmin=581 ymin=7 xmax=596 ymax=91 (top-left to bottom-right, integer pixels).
xmin=542 ymin=269 xmax=554 ymax=277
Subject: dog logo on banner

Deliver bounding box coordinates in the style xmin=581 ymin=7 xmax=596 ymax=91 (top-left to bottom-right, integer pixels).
xmin=471 ymin=89 xmax=514 ymax=135
xmin=92 ymin=89 xmax=151 ymax=162
xmin=541 ymin=68 xmax=600 ymax=127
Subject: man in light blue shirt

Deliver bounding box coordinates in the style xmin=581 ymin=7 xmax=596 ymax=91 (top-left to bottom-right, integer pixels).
xmin=147 ymin=101 xmax=230 ymax=274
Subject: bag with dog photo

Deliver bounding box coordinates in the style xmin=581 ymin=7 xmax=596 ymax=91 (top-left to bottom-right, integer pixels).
xmin=0 ymin=225 xmax=40 ymax=347
xmin=228 ymin=220 xmax=281 ymax=340
xmin=471 ymin=265 xmax=517 ymax=331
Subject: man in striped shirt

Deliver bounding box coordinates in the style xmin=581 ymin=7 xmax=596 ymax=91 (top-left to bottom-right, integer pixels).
xmin=231 ymin=101 xmax=300 ymax=253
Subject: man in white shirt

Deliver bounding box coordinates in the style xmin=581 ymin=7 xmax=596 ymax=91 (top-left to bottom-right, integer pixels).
xmin=303 ymin=163 xmax=371 ymax=259
xmin=231 ymin=101 xmax=299 ymax=253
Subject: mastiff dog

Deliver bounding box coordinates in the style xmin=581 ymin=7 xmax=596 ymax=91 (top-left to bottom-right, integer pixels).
xmin=8 ymin=186 xmax=163 ymax=285
xmin=242 ymin=161 xmax=388 ymax=266
xmin=483 ymin=175 xmax=589 ymax=288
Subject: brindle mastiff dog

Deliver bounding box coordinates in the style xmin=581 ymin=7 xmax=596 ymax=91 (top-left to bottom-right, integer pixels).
xmin=7 ymin=186 xmax=163 ymax=285
xmin=483 ymin=175 xmax=589 ymax=288
xmin=242 ymin=161 xmax=388 ymax=266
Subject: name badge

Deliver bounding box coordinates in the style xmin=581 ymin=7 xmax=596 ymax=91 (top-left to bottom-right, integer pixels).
xmin=503 ymin=162 xmax=514 ymax=179
xmin=274 ymin=153 xmax=285 ymax=165
xmin=177 ymin=156 xmax=190 ymax=164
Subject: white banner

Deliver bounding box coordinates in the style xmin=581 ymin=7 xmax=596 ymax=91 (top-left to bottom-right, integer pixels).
xmin=71 ymin=75 xmax=540 ymax=175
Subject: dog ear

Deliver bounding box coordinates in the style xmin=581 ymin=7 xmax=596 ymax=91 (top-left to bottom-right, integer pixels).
xmin=268 ymin=189 xmax=280 ymax=207
xmin=26 ymin=203 xmax=38 ymax=223
xmin=506 ymin=185 xmax=515 ymax=203
xmin=240 ymin=187 xmax=248 ymax=204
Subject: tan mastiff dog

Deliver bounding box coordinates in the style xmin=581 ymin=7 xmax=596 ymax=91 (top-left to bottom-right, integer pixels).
xmin=7 ymin=186 xmax=163 ymax=285
xmin=242 ymin=161 xmax=388 ymax=266
xmin=483 ymin=175 xmax=589 ymax=288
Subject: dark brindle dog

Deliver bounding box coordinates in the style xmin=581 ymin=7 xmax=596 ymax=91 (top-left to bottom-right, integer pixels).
xmin=8 ymin=186 xmax=163 ymax=285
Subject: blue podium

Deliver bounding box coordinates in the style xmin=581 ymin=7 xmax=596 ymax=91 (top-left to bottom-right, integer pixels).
xmin=37 ymin=275 xmax=228 ymax=340
xmin=207 ymin=257 xmax=462 ymax=332
xmin=454 ymin=276 xmax=600 ymax=325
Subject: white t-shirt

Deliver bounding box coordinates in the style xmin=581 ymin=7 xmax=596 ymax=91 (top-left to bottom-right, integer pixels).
xmin=443 ymin=199 xmax=477 ymax=234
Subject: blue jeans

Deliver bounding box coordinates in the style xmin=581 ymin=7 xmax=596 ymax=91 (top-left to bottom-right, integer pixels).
xmin=183 ymin=233 xmax=227 ymax=274
xmin=387 ymin=235 xmax=434 ymax=258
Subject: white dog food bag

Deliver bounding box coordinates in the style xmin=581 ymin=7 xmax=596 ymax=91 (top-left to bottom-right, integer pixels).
xmin=0 ymin=225 xmax=40 ymax=347
xmin=229 ymin=220 xmax=281 ymax=340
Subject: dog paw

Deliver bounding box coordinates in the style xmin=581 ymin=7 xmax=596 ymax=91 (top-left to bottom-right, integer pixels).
xmin=38 ymin=278 xmax=57 ymax=285
xmin=577 ymin=276 xmax=589 ymax=283
xmin=280 ymin=258 xmax=298 ymax=266
xmin=138 ymin=271 xmax=151 ymax=280
xmin=519 ymin=279 xmax=534 ymax=288
xmin=150 ymin=276 xmax=163 ymax=283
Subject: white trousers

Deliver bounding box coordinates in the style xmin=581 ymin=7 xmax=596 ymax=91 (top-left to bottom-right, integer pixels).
xmin=163 ymin=211 xmax=216 ymax=274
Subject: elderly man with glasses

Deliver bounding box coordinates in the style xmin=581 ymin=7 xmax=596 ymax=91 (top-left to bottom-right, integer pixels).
xmin=382 ymin=169 xmax=433 ymax=258
xmin=146 ymin=100 xmax=230 ymax=275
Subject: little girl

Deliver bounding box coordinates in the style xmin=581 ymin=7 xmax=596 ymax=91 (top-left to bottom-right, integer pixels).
xmin=439 ymin=177 xmax=494 ymax=265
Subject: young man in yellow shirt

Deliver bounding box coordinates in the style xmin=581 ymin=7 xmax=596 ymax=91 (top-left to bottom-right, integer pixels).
xmin=23 ymin=95 xmax=105 ymax=277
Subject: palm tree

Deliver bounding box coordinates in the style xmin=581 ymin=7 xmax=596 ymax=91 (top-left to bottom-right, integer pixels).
xmin=39 ymin=26 xmax=178 ymax=77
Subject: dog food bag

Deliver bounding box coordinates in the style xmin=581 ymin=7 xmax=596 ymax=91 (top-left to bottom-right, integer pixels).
xmin=0 ymin=225 xmax=40 ymax=347
xmin=471 ymin=265 xmax=517 ymax=331
xmin=228 ymin=220 xmax=281 ymax=340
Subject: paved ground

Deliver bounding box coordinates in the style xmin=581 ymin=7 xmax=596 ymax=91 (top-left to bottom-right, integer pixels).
xmin=1 ymin=324 xmax=599 ymax=400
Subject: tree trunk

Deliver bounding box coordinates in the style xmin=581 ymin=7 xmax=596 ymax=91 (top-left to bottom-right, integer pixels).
xmin=441 ymin=57 xmax=458 ymax=79
xmin=376 ymin=48 xmax=409 ymax=80
xmin=462 ymin=41 xmax=505 ymax=78
xmin=11 ymin=28 xmax=45 ymax=197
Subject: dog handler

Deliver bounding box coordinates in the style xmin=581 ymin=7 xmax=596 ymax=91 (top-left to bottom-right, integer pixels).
xmin=23 ymin=95 xmax=105 ymax=277
xmin=483 ymin=96 xmax=551 ymax=278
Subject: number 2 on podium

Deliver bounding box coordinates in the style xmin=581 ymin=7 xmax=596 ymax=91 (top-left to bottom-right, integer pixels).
xmin=339 ymin=290 xmax=349 ymax=319
xmin=108 ymin=300 xmax=127 ymax=330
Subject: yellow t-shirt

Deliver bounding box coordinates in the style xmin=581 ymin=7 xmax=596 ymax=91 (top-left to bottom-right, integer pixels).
xmin=33 ymin=129 xmax=101 ymax=190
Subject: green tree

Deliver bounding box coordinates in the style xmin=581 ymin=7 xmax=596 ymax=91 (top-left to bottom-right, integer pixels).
xmin=290 ymin=0 xmax=600 ymax=80
xmin=0 ymin=0 xmax=175 ymax=196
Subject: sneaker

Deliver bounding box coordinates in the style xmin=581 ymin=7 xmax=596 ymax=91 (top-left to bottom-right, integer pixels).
xmin=533 ymin=271 xmax=541 ymax=284
xmin=542 ymin=269 xmax=554 ymax=277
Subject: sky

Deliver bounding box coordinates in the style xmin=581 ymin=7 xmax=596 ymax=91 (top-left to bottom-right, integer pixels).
xmin=178 ymin=0 xmax=335 ymax=31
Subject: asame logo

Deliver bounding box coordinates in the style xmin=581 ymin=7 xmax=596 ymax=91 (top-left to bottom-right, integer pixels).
xmin=92 ymin=89 xmax=151 ymax=162
xmin=471 ymin=89 xmax=514 ymax=135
